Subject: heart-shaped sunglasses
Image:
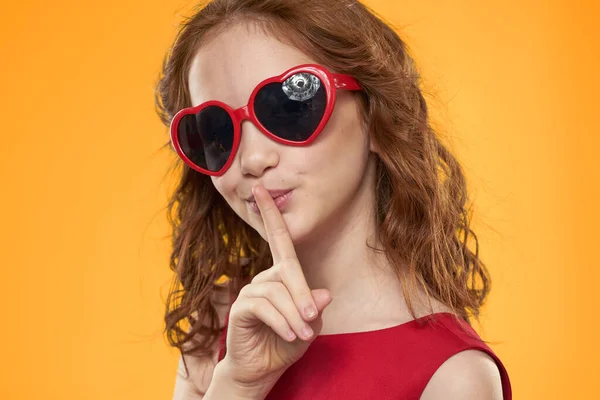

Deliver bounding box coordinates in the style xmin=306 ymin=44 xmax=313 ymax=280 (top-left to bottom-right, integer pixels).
xmin=169 ymin=64 xmax=362 ymax=176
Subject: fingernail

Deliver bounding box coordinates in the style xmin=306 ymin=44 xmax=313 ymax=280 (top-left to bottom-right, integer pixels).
xmin=304 ymin=306 xmax=317 ymax=319
xmin=286 ymin=330 xmax=297 ymax=341
xmin=302 ymin=325 xmax=314 ymax=339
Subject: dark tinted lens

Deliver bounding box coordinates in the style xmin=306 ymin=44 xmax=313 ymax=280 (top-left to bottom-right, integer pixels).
xmin=177 ymin=106 xmax=234 ymax=172
xmin=254 ymin=72 xmax=327 ymax=142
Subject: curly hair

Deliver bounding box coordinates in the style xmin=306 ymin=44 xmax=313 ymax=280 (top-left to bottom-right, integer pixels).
xmin=154 ymin=0 xmax=491 ymax=366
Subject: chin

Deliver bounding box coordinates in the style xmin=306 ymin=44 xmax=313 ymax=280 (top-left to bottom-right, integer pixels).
xmin=283 ymin=215 xmax=307 ymax=244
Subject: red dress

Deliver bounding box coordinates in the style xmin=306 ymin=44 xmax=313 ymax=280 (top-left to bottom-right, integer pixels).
xmin=218 ymin=312 xmax=512 ymax=399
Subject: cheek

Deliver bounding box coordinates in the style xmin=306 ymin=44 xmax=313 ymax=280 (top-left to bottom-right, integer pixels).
xmin=210 ymin=176 xmax=237 ymax=204
xmin=310 ymin=111 xmax=369 ymax=173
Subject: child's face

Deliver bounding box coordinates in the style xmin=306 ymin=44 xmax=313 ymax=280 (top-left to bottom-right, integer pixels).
xmin=188 ymin=22 xmax=376 ymax=246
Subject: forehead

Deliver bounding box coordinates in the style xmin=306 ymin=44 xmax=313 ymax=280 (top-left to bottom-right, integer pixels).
xmin=188 ymin=22 xmax=316 ymax=108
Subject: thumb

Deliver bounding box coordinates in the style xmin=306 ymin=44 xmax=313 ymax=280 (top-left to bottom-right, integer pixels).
xmin=311 ymin=288 xmax=333 ymax=312
xmin=305 ymin=289 xmax=332 ymax=340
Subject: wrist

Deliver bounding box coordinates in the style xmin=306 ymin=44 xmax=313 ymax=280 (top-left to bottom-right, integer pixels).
xmin=204 ymin=359 xmax=279 ymax=400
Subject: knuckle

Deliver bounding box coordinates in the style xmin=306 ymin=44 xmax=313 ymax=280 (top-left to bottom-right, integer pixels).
xmin=246 ymin=298 xmax=260 ymax=314
xmin=228 ymin=301 xmax=241 ymax=319
xmin=251 ymin=269 xmax=269 ymax=284
xmin=238 ymin=284 xmax=251 ymax=297
xmin=278 ymin=258 xmax=295 ymax=271
xmin=270 ymin=263 xmax=281 ymax=275
xmin=278 ymin=259 xmax=299 ymax=279
xmin=251 ymin=265 xmax=280 ymax=284
xmin=269 ymin=225 xmax=288 ymax=236
xmin=250 ymin=274 xmax=261 ymax=284
xmin=263 ymin=283 xmax=278 ymax=298
xmin=262 ymin=204 xmax=276 ymax=215
xmin=298 ymin=292 xmax=312 ymax=304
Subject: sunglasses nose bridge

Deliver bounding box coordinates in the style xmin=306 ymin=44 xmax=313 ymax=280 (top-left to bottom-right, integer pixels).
xmin=233 ymin=105 xmax=251 ymax=122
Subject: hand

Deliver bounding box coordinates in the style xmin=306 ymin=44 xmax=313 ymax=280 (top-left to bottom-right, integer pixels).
xmin=220 ymin=184 xmax=333 ymax=395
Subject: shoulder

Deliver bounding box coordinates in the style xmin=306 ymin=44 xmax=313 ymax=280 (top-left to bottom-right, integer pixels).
xmin=420 ymin=349 xmax=504 ymax=400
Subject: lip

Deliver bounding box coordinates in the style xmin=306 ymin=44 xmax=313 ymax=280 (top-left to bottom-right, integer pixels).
xmin=245 ymin=189 xmax=294 ymax=214
xmin=244 ymin=189 xmax=293 ymax=203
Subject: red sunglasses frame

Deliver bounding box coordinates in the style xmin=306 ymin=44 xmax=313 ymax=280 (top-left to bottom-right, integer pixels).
xmin=169 ymin=63 xmax=362 ymax=176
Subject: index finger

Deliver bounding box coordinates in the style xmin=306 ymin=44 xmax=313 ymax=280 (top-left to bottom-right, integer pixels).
xmin=252 ymin=184 xmax=318 ymax=320
xmin=252 ymin=185 xmax=298 ymax=264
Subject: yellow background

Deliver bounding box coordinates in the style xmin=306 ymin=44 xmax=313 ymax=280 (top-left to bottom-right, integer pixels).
xmin=1 ymin=0 xmax=597 ymax=398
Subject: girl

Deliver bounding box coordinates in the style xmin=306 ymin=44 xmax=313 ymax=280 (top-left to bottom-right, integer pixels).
xmin=155 ymin=0 xmax=512 ymax=398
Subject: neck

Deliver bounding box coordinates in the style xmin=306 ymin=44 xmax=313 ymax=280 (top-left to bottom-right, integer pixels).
xmin=294 ymin=161 xmax=409 ymax=335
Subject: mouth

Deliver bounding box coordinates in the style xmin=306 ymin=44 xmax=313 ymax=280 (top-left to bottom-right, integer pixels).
xmin=244 ymin=189 xmax=293 ymax=203
xmin=246 ymin=189 xmax=294 ymax=214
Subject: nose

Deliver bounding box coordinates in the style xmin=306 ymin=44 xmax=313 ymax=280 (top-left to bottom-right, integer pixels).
xmin=237 ymin=121 xmax=280 ymax=177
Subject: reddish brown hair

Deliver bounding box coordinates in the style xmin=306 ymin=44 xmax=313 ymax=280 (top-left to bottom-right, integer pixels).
xmin=154 ymin=0 xmax=491 ymax=362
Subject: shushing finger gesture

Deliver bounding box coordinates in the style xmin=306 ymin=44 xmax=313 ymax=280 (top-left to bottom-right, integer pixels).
xmin=220 ymin=184 xmax=333 ymax=395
